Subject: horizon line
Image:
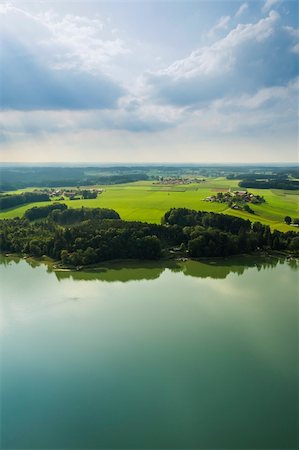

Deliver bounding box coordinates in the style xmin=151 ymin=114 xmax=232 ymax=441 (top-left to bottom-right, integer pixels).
xmin=0 ymin=162 xmax=298 ymax=167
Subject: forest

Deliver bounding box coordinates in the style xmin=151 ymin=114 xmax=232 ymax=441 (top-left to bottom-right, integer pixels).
xmin=0 ymin=192 xmax=50 ymax=210
xmin=238 ymin=179 xmax=299 ymax=190
xmin=0 ymin=205 xmax=298 ymax=266
xmin=1 ymin=164 xmax=298 ymax=191
xmin=0 ymin=167 xmax=148 ymax=191
xmin=227 ymin=170 xmax=299 ymax=190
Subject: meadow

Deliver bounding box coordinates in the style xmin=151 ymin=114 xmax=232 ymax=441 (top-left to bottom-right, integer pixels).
xmin=1 ymin=178 xmax=298 ymax=232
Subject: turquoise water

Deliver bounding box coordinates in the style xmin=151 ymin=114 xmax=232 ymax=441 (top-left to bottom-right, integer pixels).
xmin=0 ymin=256 xmax=298 ymax=449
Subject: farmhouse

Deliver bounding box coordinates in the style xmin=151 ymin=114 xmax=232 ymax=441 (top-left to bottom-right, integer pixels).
xmin=64 ymin=192 xmax=78 ymax=198
xmin=233 ymin=190 xmax=248 ymax=197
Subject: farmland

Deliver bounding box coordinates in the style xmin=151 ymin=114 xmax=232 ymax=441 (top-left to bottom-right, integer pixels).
xmin=0 ymin=178 xmax=298 ymax=232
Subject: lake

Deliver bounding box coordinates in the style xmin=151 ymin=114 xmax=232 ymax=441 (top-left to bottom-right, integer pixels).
xmin=0 ymin=255 xmax=298 ymax=449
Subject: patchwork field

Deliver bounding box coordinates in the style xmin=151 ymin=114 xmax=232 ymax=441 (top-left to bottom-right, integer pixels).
xmin=1 ymin=178 xmax=298 ymax=232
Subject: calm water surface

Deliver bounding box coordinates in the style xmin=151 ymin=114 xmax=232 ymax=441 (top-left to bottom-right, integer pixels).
xmin=0 ymin=256 xmax=298 ymax=449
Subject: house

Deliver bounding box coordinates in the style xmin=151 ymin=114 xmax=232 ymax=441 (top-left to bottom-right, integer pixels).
xmin=64 ymin=192 xmax=78 ymax=198
xmin=233 ymin=190 xmax=248 ymax=197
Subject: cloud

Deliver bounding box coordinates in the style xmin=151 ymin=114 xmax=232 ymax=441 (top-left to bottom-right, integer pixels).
xmin=0 ymin=37 xmax=125 ymax=110
xmin=208 ymin=15 xmax=231 ymax=38
xmin=283 ymin=26 xmax=299 ymax=39
xmin=235 ymin=3 xmax=248 ymax=18
xmin=0 ymin=0 xmax=297 ymax=162
xmin=178 ymin=78 xmax=299 ymax=139
xmin=283 ymin=26 xmax=299 ymax=53
xmin=0 ymin=4 xmax=129 ymax=76
xmin=1 ymin=77 xmax=297 ymax=142
xmin=291 ymin=43 xmax=299 ymax=54
xmin=37 ymin=12 xmax=129 ymax=75
xmin=0 ymin=98 xmax=184 ymax=139
xmin=157 ymin=11 xmax=280 ymax=80
xmin=0 ymin=4 xmax=128 ymax=110
xmin=262 ymin=0 xmax=280 ymax=13
xmin=214 ymin=78 xmax=298 ymax=112
xmin=145 ymin=11 xmax=299 ymax=107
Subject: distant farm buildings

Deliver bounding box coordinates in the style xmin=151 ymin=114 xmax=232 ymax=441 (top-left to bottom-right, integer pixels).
xmin=204 ymin=190 xmax=265 ymax=214
xmin=155 ymin=177 xmax=205 ymax=185
xmin=33 ymin=187 xmax=103 ymax=200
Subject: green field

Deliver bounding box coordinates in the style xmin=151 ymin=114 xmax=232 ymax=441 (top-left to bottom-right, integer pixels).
xmin=1 ymin=178 xmax=298 ymax=232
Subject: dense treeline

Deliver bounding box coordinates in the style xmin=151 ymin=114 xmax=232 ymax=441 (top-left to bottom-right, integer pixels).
xmin=239 ymin=179 xmax=299 ymax=190
xmin=163 ymin=207 xmax=252 ymax=233
xmin=163 ymin=208 xmax=299 ymax=257
xmin=0 ymin=192 xmax=50 ymax=210
xmin=226 ymin=169 xmax=299 ymax=190
xmin=24 ymin=203 xmax=67 ymax=220
xmin=1 ymin=165 xmax=298 ymax=190
xmin=0 ymin=217 xmax=167 ymax=263
xmin=227 ymin=173 xmax=274 ymax=180
xmin=0 ymin=167 xmax=149 ymax=190
xmin=227 ymin=168 xmax=299 ymax=180
xmin=0 ymin=207 xmax=298 ymax=265
xmin=51 ymin=207 xmax=120 ymax=225
xmin=71 ymin=174 xmax=148 ymax=187
xmin=24 ymin=203 xmax=120 ymax=223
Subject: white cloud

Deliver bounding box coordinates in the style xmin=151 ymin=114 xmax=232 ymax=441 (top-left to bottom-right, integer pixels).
xmin=208 ymin=15 xmax=231 ymax=38
xmin=235 ymin=3 xmax=248 ymax=18
xmin=284 ymin=26 xmax=299 ymax=38
xmin=0 ymin=1 xmax=297 ymax=162
xmin=157 ymin=11 xmax=279 ymax=80
xmin=39 ymin=12 xmax=129 ymax=74
xmin=0 ymin=2 xmax=12 ymax=14
xmin=0 ymin=4 xmax=130 ymax=76
xmin=1 ymin=77 xmax=297 ymax=139
xmin=291 ymin=43 xmax=299 ymax=54
xmin=184 ymin=89 xmax=297 ymax=137
xmin=262 ymin=0 xmax=280 ymax=13
xmin=283 ymin=26 xmax=299 ymax=54
xmin=214 ymin=78 xmax=299 ymax=110
xmin=0 ymin=99 xmax=184 ymax=137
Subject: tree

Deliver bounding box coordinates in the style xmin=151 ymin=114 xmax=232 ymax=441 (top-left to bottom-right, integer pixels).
xmin=29 ymin=240 xmax=42 ymax=257
xmin=188 ymin=236 xmax=205 ymax=257
xmin=82 ymin=247 xmax=97 ymax=265
xmin=284 ymin=216 xmax=292 ymax=225
xmin=137 ymin=236 xmax=161 ymax=259
xmin=81 ymin=190 xmax=97 ymax=199
xmin=1 ymin=207 xmax=298 ymax=265
xmin=61 ymin=250 xmax=69 ymax=265
xmin=272 ymin=236 xmax=280 ymax=250
xmin=243 ymin=204 xmax=254 ymax=214
xmin=0 ymin=192 xmax=50 ymax=211
xmin=290 ymin=237 xmax=299 ymax=250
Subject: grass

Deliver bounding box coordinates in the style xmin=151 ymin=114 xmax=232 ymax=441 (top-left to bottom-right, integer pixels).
xmin=1 ymin=178 xmax=298 ymax=232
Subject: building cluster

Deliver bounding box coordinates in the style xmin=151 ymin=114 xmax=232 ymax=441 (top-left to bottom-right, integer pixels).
xmin=155 ymin=177 xmax=205 ymax=185
xmin=205 ymin=190 xmax=265 ymax=211
xmin=205 ymin=190 xmax=263 ymax=202
xmin=33 ymin=188 xmax=102 ymax=200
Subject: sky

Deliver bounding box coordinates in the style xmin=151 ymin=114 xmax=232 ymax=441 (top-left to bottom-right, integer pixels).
xmin=0 ymin=0 xmax=298 ymax=163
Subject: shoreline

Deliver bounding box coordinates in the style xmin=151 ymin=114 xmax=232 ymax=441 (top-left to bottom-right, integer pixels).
xmin=1 ymin=249 xmax=297 ymax=273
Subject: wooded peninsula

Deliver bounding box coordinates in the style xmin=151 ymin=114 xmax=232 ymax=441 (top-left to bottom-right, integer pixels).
xmin=0 ymin=204 xmax=298 ymax=267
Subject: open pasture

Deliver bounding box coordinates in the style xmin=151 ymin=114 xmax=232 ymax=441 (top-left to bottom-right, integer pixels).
xmin=0 ymin=178 xmax=298 ymax=232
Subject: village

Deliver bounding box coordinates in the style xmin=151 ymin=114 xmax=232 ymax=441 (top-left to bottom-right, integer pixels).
xmin=33 ymin=187 xmax=103 ymax=200
xmin=205 ymin=190 xmax=265 ymax=213
xmin=154 ymin=177 xmax=206 ymax=185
